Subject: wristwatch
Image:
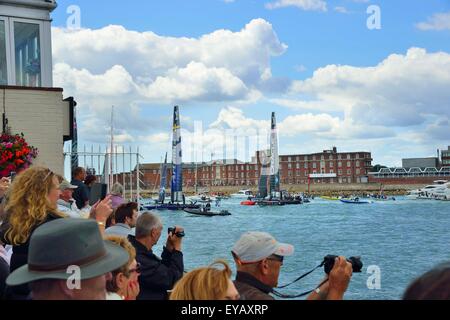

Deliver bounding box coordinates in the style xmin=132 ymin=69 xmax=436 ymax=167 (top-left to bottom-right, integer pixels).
xmin=315 ymin=288 xmax=321 ymax=294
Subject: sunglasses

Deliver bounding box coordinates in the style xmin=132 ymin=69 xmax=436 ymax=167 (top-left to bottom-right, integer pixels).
xmin=266 ymin=254 xmax=284 ymax=263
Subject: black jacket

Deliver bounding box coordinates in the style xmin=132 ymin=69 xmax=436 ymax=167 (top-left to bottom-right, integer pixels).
xmin=128 ymin=235 xmax=184 ymax=300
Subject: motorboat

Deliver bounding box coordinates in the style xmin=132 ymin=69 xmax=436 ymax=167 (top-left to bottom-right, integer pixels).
xmin=230 ymin=190 xmax=254 ymax=198
xmin=183 ymin=208 xmax=231 ymax=216
xmin=321 ymin=196 xmax=340 ymax=201
xmin=240 ymin=199 xmax=256 ymax=206
xmin=340 ymin=197 xmax=372 ymax=204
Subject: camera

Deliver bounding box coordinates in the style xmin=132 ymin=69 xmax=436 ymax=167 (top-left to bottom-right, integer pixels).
xmin=168 ymin=227 xmax=185 ymax=238
xmin=10 ymin=171 xmax=16 ymax=182
xmin=323 ymin=255 xmax=363 ymax=274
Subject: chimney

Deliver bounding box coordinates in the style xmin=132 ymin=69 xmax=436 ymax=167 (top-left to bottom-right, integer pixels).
xmin=333 ymin=146 xmax=337 ymax=154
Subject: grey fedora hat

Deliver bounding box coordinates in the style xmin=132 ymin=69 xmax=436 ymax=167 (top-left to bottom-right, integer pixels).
xmin=6 ymin=218 xmax=129 ymax=286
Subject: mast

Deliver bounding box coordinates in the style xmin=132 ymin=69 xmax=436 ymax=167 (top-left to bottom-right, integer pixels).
xmin=269 ymin=112 xmax=280 ymax=199
xmin=159 ymin=152 xmax=168 ymax=203
xmin=171 ymin=106 xmax=183 ymax=203
xmin=109 ymin=106 xmax=114 ymax=192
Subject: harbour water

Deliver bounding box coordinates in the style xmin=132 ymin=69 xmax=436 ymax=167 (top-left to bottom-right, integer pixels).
xmin=149 ymin=198 xmax=450 ymax=300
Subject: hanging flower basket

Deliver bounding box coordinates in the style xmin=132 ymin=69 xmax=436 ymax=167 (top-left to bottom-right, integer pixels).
xmin=0 ymin=133 xmax=38 ymax=178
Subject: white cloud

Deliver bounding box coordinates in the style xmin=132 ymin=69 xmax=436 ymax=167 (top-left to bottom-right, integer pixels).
xmin=416 ymin=12 xmax=450 ymax=31
xmin=138 ymin=62 xmax=251 ymax=103
xmin=265 ymin=0 xmax=327 ymax=12
xmin=52 ymin=19 xmax=288 ymax=145
xmin=279 ymin=113 xmax=340 ymax=136
xmin=52 ymin=19 xmax=287 ymax=98
xmin=289 ymin=48 xmax=450 ymax=129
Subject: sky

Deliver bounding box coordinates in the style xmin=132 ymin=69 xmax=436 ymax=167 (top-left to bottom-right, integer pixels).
xmin=50 ymin=0 xmax=450 ymax=167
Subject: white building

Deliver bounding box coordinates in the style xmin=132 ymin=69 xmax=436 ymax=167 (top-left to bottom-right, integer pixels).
xmin=1 ymin=0 xmax=74 ymax=175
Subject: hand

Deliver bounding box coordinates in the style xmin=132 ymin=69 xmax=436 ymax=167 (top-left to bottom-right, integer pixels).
xmin=91 ymin=195 xmax=113 ymax=223
xmin=166 ymin=226 xmax=183 ymax=252
xmin=327 ymin=256 xmax=353 ymax=300
xmin=125 ymin=280 xmax=140 ymax=300
xmin=306 ymin=275 xmax=329 ymax=300
xmin=0 ymin=177 xmax=11 ymax=198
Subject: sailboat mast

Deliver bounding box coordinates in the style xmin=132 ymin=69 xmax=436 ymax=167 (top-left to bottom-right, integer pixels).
xmin=109 ymin=106 xmax=114 ymax=192
xmin=269 ymin=112 xmax=280 ymax=198
xmin=171 ymin=106 xmax=183 ymax=203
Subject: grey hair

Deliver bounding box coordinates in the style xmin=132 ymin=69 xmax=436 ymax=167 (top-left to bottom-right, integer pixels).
xmin=110 ymin=183 xmax=124 ymax=196
xmin=135 ymin=212 xmax=163 ymax=238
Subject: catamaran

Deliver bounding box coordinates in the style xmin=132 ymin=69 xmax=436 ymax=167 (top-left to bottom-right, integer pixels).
xmin=257 ymin=112 xmax=301 ymax=206
xmin=142 ymin=106 xmax=200 ymax=211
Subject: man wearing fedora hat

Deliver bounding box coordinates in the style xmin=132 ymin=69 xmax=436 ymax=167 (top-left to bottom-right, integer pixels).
xmin=6 ymin=218 xmax=129 ymax=300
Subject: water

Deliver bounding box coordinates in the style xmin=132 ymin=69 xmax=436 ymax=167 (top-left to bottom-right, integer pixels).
xmin=147 ymin=198 xmax=450 ymax=300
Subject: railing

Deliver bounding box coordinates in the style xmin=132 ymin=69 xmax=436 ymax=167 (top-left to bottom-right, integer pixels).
xmin=369 ymin=167 xmax=450 ymax=178
xmin=63 ymin=145 xmax=145 ymax=208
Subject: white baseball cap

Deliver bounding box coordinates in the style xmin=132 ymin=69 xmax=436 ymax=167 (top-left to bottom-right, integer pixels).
xmin=232 ymin=231 xmax=294 ymax=263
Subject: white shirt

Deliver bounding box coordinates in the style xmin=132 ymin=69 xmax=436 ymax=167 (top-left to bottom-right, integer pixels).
xmin=57 ymin=198 xmax=85 ymax=219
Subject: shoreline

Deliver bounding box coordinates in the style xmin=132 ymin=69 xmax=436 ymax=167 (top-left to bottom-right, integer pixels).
xmin=137 ymin=183 xmax=422 ymax=197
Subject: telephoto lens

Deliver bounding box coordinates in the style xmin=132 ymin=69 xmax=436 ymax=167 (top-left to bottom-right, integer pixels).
xmin=323 ymin=255 xmax=363 ymax=274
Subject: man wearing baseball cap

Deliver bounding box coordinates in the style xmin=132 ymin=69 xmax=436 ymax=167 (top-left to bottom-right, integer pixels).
xmin=231 ymin=231 xmax=353 ymax=300
xmin=57 ymin=180 xmax=82 ymax=219
xmin=6 ymin=219 xmax=129 ymax=300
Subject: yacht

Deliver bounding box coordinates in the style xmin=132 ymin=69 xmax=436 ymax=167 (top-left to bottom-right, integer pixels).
xmin=406 ymin=180 xmax=449 ymax=200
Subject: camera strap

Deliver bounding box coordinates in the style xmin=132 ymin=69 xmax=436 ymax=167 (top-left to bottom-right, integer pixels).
xmin=276 ymin=261 xmax=325 ymax=289
xmin=272 ymin=261 xmax=327 ymax=299
xmin=272 ymin=278 xmax=329 ymax=299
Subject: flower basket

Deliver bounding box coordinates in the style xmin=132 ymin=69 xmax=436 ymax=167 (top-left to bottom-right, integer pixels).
xmin=0 ymin=133 xmax=38 ymax=178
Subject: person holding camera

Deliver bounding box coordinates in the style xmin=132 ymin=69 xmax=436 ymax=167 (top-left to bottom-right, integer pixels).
xmin=231 ymin=231 xmax=354 ymax=300
xmin=127 ymin=212 xmax=184 ymax=300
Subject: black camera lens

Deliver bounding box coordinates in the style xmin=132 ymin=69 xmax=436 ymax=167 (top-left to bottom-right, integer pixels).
xmin=323 ymin=255 xmax=363 ymax=274
xmin=168 ymin=227 xmax=185 ymax=238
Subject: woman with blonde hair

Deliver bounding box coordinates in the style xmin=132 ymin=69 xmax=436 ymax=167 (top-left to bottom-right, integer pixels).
xmin=104 ymin=235 xmax=140 ymax=300
xmin=109 ymin=182 xmax=125 ymax=209
xmin=169 ymin=260 xmax=240 ymax=300
xmin=0 ymin=167 xmax=113 ymax=300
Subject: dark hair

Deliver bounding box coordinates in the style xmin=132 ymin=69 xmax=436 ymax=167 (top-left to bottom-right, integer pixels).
xmin=72 ymin=167 xmax=85 ymax=178
xmin=84 ymin=175 xmax=97 ymax=186
xmin=403 ymin=262 xmax=450 ymax=300
xmin=114 ymin=202 xmax=138 ymax=224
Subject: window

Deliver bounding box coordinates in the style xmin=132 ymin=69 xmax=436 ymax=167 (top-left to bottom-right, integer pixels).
xmin=296 ymin=156 xmax=300 ymax=161
xmin=0 ymin=20 xmax=7 ymax=85
xmin=312 ymin=155 xmax=316 ymax=160
xmin=304 ymin=171 xmax=308 ymax=177
xmin=347 ymin=169 xmax=351 ymax=175
xmin=288 ymin=163 xmax=292 ymax=169
xmin=347 ymin=161 xmax=351 ymax=167
xmin=296 ymin=163 xmax=300 ymax=169
xmin=338 ymin=161 xmax=342 ymax=167
xmin=14 ymin=22 xmax=41 ymax=87
xmin=313 ymin=163 xmax=317 ymax=169
xmin=321 ymin=155 xmax=324 ymax=160
xmin=304 ymin=163 xmax=308 ymax=169
xmin=338 ymin=169 xmax=342 ymax=175
xmin=329 ymin=155 xmax=333 ymax=160
xmin=356 ymin=161 xmax=360 ymax=167
xmin=330 ymin=162 xmax=334 ymax=168
xmin=356 ymin=169 xmax=360 ymax=175
xmin=288 ymin=157 xmax=292 ymax=162
xmin=347 ymin=154 xmax=351 ymax=160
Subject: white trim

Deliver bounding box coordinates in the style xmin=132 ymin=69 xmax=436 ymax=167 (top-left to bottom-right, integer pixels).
xmin=0 ymin=17 xmax=13 ymax=85
xmin=8 ymin=17 xmax=52 ymax=87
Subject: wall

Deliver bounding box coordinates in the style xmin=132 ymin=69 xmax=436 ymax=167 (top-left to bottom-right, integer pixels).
xmin=1 ymin=86 xmax=70 ymax=175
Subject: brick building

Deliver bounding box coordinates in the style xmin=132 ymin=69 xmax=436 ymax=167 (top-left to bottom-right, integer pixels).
xmin=136 ymin=147 xmax=373 ymax=190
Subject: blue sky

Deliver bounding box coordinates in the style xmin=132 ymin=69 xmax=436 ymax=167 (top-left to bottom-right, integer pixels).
xmin=51 ymin=0 xmax=450 ymax=166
